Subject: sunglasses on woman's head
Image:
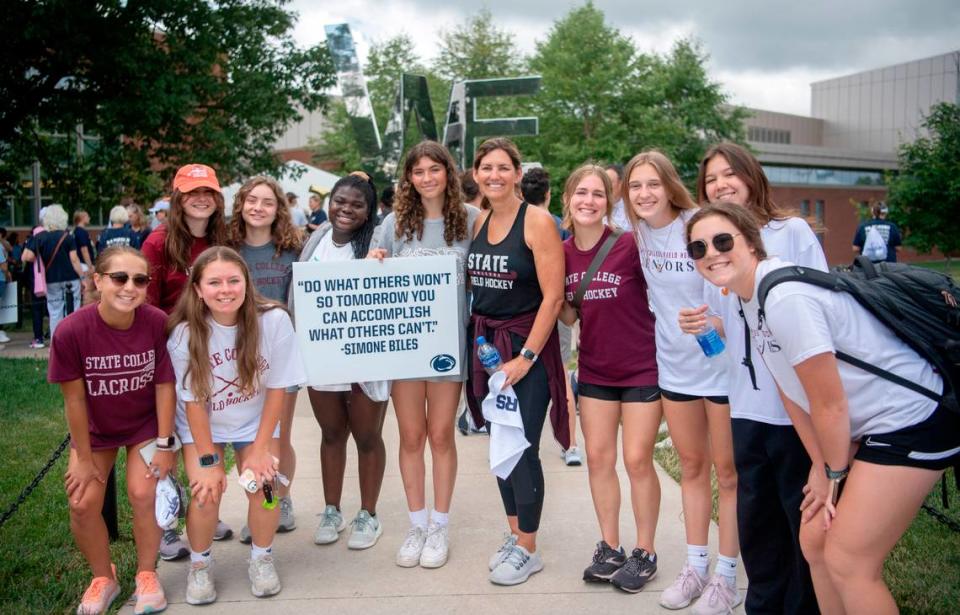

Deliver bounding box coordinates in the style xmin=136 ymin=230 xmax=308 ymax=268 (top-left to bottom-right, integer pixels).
xmin=103 ymin=272 xmax=151 ymax=288
xmin=686 ymin=233 xmax=742 ymax=260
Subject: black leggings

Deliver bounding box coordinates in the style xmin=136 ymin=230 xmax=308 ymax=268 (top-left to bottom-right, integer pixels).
xmin=494 ymin=333 xmax=550 ymax=534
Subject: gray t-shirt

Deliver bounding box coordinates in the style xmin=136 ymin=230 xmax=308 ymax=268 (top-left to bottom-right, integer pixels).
xmin=374 ymin=205 xmax=480 ymax=383
xmin=239 ymin=241 xmax=298 ymax=303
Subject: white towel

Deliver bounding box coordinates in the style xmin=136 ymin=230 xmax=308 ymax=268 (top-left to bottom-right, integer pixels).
xmin=482 ymin=371 xmax=531 ymax=479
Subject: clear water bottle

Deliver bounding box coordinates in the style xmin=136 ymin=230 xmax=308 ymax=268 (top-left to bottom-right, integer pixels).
xmin=476 ymin=336 xmax=503 ymax=375
xmin=695 ymin=322 xmax=725 ymax=358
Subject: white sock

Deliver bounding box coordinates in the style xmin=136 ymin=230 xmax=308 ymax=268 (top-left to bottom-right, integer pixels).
xmin=430 ymin=510 xmax=449 ymax=527
xmin=687 ymin=544 xmax=709 ymax=577
xmin=190 ymin=549 xmax=211 ymax=565
xmin=716 ymin=554 xmax=738 ymax=587
xmin=251 ymin=542 xmax=273 ymax=560
xmin=409 ymin=508 xmax=428 ymax=529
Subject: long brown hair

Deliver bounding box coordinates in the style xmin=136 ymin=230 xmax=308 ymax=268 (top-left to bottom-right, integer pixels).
xmin=472 ymin=137 xmax=522 ymax=210
xmin=165 ymin=189 xmax=229 ymax=271
xmin=696 ymin=142 xmax=790 ymax=224
xmin=229 ymin=176 xmax=303 ymax=256
xmin=560 ymin=164 xmax=614 ymax=237
xmin=686 ymin=201 xmax=768 ymax=260
xmin=167 ymin=246 xmax=283 ymax=404
xmin=395 ymin=141 xmax=467 ymax=245
xmin=622 ymin=150 xmax=697 ymax=230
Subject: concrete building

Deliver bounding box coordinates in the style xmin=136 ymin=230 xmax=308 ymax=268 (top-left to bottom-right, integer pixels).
xmin=743 ymin=50 xmax=959 ymax=264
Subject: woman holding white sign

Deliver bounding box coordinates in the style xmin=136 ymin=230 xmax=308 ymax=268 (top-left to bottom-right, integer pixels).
xmin=466 ymin=137 xmax=567 ymax=586
xmin=369 ymin=141 xmax=480 ymax=569
xmin=298 ymin=173 xmax=391 ymax=551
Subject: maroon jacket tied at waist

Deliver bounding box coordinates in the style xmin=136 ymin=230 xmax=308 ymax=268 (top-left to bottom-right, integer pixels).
xmin=468 ymin=310 xmax=570 ymax=450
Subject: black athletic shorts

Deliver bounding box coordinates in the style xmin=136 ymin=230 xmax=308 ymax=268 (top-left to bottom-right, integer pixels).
xmin=855 ymin=404 xmax=960 ymax=471
xmin=578 ymin=382 xmax=661 ymax=403
xmin=660 ymin=388 xmax=729 ymax=405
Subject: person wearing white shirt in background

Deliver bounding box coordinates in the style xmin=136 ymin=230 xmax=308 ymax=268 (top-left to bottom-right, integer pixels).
xmin=286 ymin=192 xmax=308 ymax=229
xmin=687 ymin=201 xmax=960 ymax=615
xmin=604 ymin=163 xmax=631 ymax=232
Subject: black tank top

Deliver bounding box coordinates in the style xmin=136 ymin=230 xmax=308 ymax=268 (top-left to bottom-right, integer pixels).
xmin=468 ymin=202 xmax=542 ymax=318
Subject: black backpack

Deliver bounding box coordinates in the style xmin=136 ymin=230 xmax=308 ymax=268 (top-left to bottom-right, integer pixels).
xmin=752 ymin=256 xmax=960 ymax=415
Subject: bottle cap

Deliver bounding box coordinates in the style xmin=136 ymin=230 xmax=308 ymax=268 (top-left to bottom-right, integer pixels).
xmin=476 ymin=336 xmax=487 ymax=345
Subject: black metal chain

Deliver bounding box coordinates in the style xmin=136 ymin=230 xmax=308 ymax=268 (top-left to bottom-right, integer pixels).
xmin=922 ymin=504 xmax=960 ymax=533
xmin=0 ymin=434 xmax=71 ymax=530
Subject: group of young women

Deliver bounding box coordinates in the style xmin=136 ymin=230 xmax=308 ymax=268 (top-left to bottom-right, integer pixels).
xmin=54 ymin=139 xmax=958 ymax=615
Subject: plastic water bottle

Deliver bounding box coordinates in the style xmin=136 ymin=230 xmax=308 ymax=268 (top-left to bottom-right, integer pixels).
xmin=476 ymin=336 xmax=503 ymax=375
xmin=695 ymin=322 xmax=726 ymax=358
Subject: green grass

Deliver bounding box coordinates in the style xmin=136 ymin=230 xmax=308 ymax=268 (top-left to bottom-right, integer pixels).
xmin=654 ymin=423 xmax=960 ymax=614
xmin=913 ymin=259 xmax=960 ymax=280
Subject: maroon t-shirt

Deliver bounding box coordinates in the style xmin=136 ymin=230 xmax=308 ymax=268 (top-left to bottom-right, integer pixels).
xmin=48 ymin=303 xmax=175 ymax=449
xmin=141 ymin=224 xmax=210 ymax=313
xmin=564 ymin=228 xmax=658 ymax=387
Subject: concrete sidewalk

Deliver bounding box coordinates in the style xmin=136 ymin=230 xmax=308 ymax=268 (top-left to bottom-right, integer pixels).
xmin=143 ymin=391 xmax=744 ymax=614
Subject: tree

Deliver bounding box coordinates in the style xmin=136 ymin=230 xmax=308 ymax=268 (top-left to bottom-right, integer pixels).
xmin=0 ymin=0 xmax=335 ymax=219
xmin=433 ymin=8 xmax=525 ymax=82
xmin=886 ymin=102 xmax=960 ymax=257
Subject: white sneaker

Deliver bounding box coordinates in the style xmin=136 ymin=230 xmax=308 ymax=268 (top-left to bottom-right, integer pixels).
xmin=248 ymin=555 xmax=282 ymax=598
xmin=314 ymin=505 xmax=346 ymax=545
xmin=660 ymin=563 xmax=707 ymax=609
xmin=563 ymin=446 xmax=582 ymax=466
xmin=185 ymin=560 xmax=216 ymax=605
xmin=0 ymin=331 xmax=10 ymax=343
xmin=489 ymin=534 xmax=518 ymax=571
xmin=691 ymin=574 xmax=742 ymax=615
xmin=396 ymin=525 xmax=427 ymax=568
xmin=419 ymin=522 xmax=449 ymax=568
xmin=347 ymin=509 xmax=382 ymax=549
xmin=489 ymin=544 xmax=543 ymax=585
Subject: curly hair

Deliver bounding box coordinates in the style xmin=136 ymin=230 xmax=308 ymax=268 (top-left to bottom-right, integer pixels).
xmin=165 ymin=189 xmax=228 ymax=272
xmin=394 ymin=141 xmax=467 ymax=246
xmin=229 ymin=176 xmax=303 ymax=256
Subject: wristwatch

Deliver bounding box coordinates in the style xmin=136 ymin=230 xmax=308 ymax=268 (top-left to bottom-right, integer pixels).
xmin=155 ymin=436 xmax=175 ymax=450
xmin=519 ymin=347 xmax=538 ymax=363
xmin=199 ymin=453 xmax=221 ymax=468
xmin=825 ymin=464 xmax=849 ymax=506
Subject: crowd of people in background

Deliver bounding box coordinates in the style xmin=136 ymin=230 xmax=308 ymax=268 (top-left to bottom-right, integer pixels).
xmin=2 ymin=136 xmax=953 ymax=615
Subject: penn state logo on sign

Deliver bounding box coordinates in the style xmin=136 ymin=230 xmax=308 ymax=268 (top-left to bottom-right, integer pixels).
xmin=431 ymin=354 xmax=456 ymax=373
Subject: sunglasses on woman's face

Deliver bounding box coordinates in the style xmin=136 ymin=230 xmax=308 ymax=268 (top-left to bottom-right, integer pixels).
xmin=103 ymin=271 xmax=151 ymax=288
xmin=686 ymin=233 xmax=742 ymax=260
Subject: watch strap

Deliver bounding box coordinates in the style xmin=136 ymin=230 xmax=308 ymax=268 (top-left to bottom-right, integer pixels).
xmin=824 ymin=464 xmax=849 ymax=480
xmin=520 ymin=347 xmax=538 ymax=363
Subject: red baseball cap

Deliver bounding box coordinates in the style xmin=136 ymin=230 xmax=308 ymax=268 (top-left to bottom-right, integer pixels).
xmin=173 ymin=164 xmax=222 ymax=193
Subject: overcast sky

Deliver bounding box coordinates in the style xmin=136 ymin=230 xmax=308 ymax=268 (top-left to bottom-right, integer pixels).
xmin=289 ymin=0 xmax=959 ymax=116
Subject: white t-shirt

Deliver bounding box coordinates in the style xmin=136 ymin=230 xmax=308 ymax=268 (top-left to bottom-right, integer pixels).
xmin=709 ymin=217 xmax=828 ymax=424
xmin=310 ymin=231 xmax=355 ymax=392
xmin=637 ymin=208 xmax=726 ymax=395
xmin=169 ymin=308 xmax=307 ymax=443
xmin=741 ymin=258 xmax=942 ymax=438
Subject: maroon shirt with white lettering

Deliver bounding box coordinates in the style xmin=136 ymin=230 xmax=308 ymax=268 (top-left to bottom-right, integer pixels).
xmin=564 ymin=228 xmax=658 ymax=387
xmin=49 ymin=303 xmax=175 ymax=449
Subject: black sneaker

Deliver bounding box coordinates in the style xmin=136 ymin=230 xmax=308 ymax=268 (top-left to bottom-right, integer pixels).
xmin=611 ymin=548 xmax=658 ymax=593
xmin=582 ymin=541 xmax=626 ymax=582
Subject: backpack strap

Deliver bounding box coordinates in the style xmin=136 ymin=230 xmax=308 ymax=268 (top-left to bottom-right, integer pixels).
xmin=569 ymin=229 xmax=623 ymax=311
xmin=737 ymin=298 xmax=760 ymax=391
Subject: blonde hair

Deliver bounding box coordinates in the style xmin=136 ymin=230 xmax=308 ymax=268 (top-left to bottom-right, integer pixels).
xmin=560 ymin=164 xmax=614 ymax=237
xmin=622 ymin=150 xmax=697 ymax=231
xmin=109 ymin=205 xmax=129 ymax=225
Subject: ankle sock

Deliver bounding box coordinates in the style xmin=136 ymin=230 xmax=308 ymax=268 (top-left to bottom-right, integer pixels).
xmin=251 ymin=542 xmax=273 ymax=560
xmin=190 ymin=549 xmax=211 ymax=565
xmin=687 ymin=544 xmax=709 ymax=577
xmin=409 ymin=508 xmax=428 ymax=529
xmin=716 ymin=554 xmax=738 ymax=587
xmin=430 ymin=510 xmax=449 ymax=527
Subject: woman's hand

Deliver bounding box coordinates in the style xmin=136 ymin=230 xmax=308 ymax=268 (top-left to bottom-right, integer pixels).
xmin=800 ymin=464 xmax=828 ymax=523
xmin=678 ymin=305 xmax=709 ymax=335
xmin=242 ymin=446 xmax=279 ymax=485
xmin=190 ymin=465 xmax=227 ymax=507
xmin=65 ymin=458 xmax=105 ymax=504
xmin=149 ymin=449 xmax=175 ymax=480
xmin=500 ymin=356 xmax=533 ymax=388
xmin=367 ymin=248 xmax=387 ymax=261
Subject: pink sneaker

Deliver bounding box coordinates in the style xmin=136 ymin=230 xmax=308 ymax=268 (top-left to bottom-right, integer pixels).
xmin=659 ymin=563 xmax=707 ymax=609
xmin=691 ymin=574 xmax=743 ymax=615
xmin=76 ymin=564 xmax=119 ymax=615
xmin=133 ymin=570 xmax=168 ymax=614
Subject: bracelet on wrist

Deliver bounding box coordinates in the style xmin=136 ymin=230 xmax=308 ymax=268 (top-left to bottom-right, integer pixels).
xmin=824 ymin=463 xmax=849 ymax=480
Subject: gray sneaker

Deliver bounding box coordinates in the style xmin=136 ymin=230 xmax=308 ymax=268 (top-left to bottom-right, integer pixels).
xmin=278 ymin=495 xmax=296 ymax=532
xmin=248 ymin=555 xmax=282 ymax=598
xmin=563 ymin=446 xmax=583 ymax=466
xmin=489 ymin=544 xmax=544 ymax=585
xmin=314 ymin=505 xmax=346 ymax=545
xmin=239 ymin=525 xmax=252 ymax=545
xmin=159 ymin=529 xmax=189 ymax=561
xmin=488 ymin=534 xmax=518 ymax=571
xmin=213 ymin=519 xmax=233 ymax=541
xmin=185 ymin=560 xmax=216 ymax=605
xmin=347 ymin=510 xmax=382 ymax=550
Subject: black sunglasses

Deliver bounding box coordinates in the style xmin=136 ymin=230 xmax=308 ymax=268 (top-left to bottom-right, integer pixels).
xmin=103 ymin=271 xmax=151 ymax=288
xmin=686 ymin=233 xmax=742 ymax=260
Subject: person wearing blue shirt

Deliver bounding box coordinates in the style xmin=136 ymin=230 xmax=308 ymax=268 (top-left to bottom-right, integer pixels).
xmin=852 ymin=203 xmax=902 ymax=263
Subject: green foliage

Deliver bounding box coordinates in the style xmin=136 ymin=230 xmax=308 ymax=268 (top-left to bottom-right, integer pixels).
xmin=433 ymin=8 xmax=525 ymax=82
xmin=0 ymin=0 xmax=335 ymax=220
xmin=886 ymin=102 xmax=960 ymax=256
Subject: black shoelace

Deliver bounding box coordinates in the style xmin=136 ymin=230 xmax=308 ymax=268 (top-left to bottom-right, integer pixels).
xmin=623 ymin=549 xmax=651 ymax=576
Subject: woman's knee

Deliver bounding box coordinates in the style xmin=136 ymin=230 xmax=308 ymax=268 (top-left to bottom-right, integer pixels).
xmin=799 ymin=520 xmax=827 ymax=566
xmin=352 ymin=429 xmax=384 ymax=454
xmin=426 ymin=426 xmax=455 ymax=455
xmin=677 ymin=451 xmax=710 ymax=480
xmin=714 ymin=462 xmax=738 ymax=493
xmin=321 ymin=427 xmax=349 ymax=448
xmin=68 ymin=494 xmax=102 ymax=519
xmin=126 ymin=480 xmax=155 ymax=511
xmin=622 ymin=450 xmax=654 ymax=479
xmin=399 ymin=429 xmax=427 ymax=455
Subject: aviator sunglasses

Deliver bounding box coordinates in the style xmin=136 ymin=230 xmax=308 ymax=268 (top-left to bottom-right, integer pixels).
xmin=686 ymin=233 xmax=742 ymax=260
xmin=102 ymin=271 xmax=151 ymax=288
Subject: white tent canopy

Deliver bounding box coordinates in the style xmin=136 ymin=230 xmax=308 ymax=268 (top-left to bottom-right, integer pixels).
xmin=221 ymin=160 xmax=341 ymax=217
